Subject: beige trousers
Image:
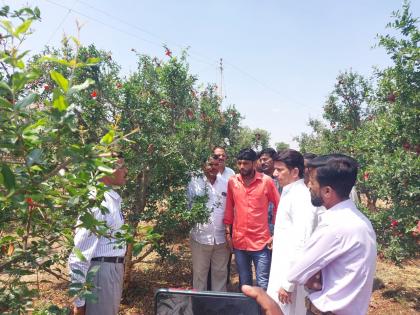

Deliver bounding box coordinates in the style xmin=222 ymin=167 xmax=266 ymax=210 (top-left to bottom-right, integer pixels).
xmin=190 ymin=237 xmax=230 ymax=291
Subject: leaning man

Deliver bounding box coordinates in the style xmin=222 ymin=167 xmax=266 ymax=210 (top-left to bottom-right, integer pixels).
xmin=188 ymin=155 xmax=230 ymax=291
xmin=68 ymin=156 xmax=128 ymax=315
xmin=287 ymin=154 xmax=377 ymax=315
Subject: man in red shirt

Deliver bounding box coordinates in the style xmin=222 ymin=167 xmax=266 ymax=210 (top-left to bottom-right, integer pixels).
xmin=224 ymin=148 xmax=280 ymax=290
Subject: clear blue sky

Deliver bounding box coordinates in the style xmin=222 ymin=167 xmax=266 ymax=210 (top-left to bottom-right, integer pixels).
xmin=8 ymin=0 xmax=420 ymax=148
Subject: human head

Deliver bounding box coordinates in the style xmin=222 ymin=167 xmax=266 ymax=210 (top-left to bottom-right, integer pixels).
xmin=236 ymin=148 xmax=257 ymax=178
xmin=213 ymin=146 xmax=228 ymax=172
xmin=272 ymin=149 xmax=304 ymax=187
xmin=202 ymin=155 xmax=220 ymax=179
xmin=259 ymin=148 xmax=276 ymax=176
xmin=303 ymin=153 xmax=318 ymax=185
xmin=307 ymin=154 xmax=358 ymax=209
xmin=100 ymin=156 xmax=128 ymax=187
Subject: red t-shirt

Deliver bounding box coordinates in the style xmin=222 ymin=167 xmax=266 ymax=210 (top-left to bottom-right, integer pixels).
xmin=223 ymin=172 xmax=280 ymax=251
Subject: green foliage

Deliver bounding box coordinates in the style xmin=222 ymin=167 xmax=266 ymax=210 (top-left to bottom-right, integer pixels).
xmin=275 ymin=141 xmax=290 ymax=152
xmin=0 ymin=6 xmax=120 ymax=313
xmin=295 ymin=1 xmax=420 ymax=263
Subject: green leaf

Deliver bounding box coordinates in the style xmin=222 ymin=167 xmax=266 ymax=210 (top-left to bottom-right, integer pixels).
xmin=86 ymin=265 xmax=100 ymax=282
xmin=72 ymin=248 xmax=87 ymax=262
xmin=97 ymin=165 xmax=114 ymax=174
xmin=86 ymin=57 xmax=101 ymax=64
xmin=15 ymin=19 xmax=32 ymax=36
xmin=1 ymin=164 xmax=15 ymax=190
xmin=100 ymin=130 xmax=115 ymax=144
xmin=68 ymin=78 xmax=94 ymax=95
xmin=40 ymin=56 xmax=71 ymax=67
xmin=0 ymin=19 xmax=14 ymax=36
xmin=0 ymin=96 xmax=11 ymax=107
xmin=132 ymin=242 xmax=145 ymax=256
xmin=69 ymin=36 xmax=80 ymax=47
xmin=0 ymin=81 xmax=12 ymax=95
xmin=15 ymin=93 xmax=38 ymax=110
xmin=52 ymin=90 xmax=68 ymax=111
xmin=50 ymin=70 xmax=69 ymax=92
xmin=71 ymin=268 xmax=85 ymax=279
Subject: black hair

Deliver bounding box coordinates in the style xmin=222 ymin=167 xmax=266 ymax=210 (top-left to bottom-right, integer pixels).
xmin=259 ymin=147 xmax=277 ymax=159
xmin=307 ymin=154 xmax=358 ymax=199
xmin=273 ymin=149 xmax=304 ymax=178
xmin=237 ymin=148 xmax=257 ymax=161
xmin=303 ymin=153 xmax=317 ymax=160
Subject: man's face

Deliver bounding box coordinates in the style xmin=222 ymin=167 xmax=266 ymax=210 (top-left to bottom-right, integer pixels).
xmin=237 ymin=159 xmax=255 ymax=177
xmin=213 ymin=148 xmax=227 ymax=169
xmin=273 ymin=161 xmax=295 ymax=187
xmin=203 ymin=158 xmax=220 ymax=178
xmin=108 ymin=158 xmax=128 ymax=186
xmin=308 ymin=168 xmax=324 ymax=207
xmin=259 ymin=153 xmax=274 ymax=175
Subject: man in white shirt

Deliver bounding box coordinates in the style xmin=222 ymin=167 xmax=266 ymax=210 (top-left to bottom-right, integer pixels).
xmin=267 ymin=149 xmax=318 ymax=315
xmin=212 ymin=145 xmax=234 ymax=287
xmin=287 ymin=154 xmax=377 ymax=315
xmin=213 ymin=146 xmax=235 ymax=181
xmin=69 ymin=157 xmax=128 ymax=315
xmin=188 ymin=155 xmax=230 ymax=291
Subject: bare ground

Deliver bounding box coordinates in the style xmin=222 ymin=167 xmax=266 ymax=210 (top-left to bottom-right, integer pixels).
xmin=33 ymin=240 xmax=419 ymax=315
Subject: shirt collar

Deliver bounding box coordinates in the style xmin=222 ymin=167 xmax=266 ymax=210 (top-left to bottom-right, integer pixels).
xmin=237 ymin=171 xmax=263 ymax=185
xmin=327 ymin=198 xmax=354 ymax=211
xmin=282 ymin=178 xmax=304 ymax=194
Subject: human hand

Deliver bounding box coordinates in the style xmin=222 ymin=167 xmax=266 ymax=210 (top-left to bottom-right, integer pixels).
xmin=267 ymin=237 xmax=273 ymax=250
xmin=305 ymin=271 xmax=322 ymax=291
xmin=72 ymin=305 xmax=86 ymax=315
xmin=278 ymin=288 xmax=292 ymax=304
xmin=242 ymin=285 xmax=284 ymax=315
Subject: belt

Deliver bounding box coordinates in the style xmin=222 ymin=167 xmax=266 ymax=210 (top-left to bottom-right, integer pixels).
xmin=305 ymin=297 xmax=335 ymax=315
xmin=91 ymin=256 xmax=125 ymax=263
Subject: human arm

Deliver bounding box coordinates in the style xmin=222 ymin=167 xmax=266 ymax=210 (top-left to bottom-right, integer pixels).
xmin=287 ymin=227 xmax=344 ymax=285
xmin=268 ymin=180 xmax=280 ymax=225
xmin=223 ymin=179 xmax=234 ymax=225
xmin=242 ymin=285 xmax=284 ymax=315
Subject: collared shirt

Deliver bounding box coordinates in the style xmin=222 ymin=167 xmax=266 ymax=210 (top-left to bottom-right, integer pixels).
xmin=187 ymin=175 xmax=228 ymax=245
xmin=267 ymin=179 xmax=318 ymax=314
xmin=287 ymin=199 xmax=377 ymax=315
xmin=219 ymin=166 xmax=235 ymax=182
xmin=223 ymin=172 xmax=280 ymax=251
xmin=68 ymin=190 xmax=126 ymax=307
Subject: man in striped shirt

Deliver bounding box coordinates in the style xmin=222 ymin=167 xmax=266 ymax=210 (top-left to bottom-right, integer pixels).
xmin=68 ymin=157 xmax=128 ymax=315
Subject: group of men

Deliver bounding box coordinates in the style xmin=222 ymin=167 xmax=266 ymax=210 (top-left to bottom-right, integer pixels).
xmin=187 ymin=146 xmax=377 ymax=315
xmin=68 ymin=146 xmax=377 ymax=315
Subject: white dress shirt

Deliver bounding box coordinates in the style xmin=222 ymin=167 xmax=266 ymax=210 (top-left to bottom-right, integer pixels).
xmin=267 ymin=179 xmax=318 ymax=315
xmin=187 ymin=175 xmax=228 ymax=245
xmin=68 ymin=189 xmax=126 ymax=307
xmin=287 ymin=199 xmax=377 ymax=315
xmin=218 ymin=166 xmax=235 ymax=182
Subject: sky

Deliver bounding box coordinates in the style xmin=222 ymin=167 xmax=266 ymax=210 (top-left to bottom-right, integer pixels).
xmin=6 ymin=0 xmax=420 ymax=148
